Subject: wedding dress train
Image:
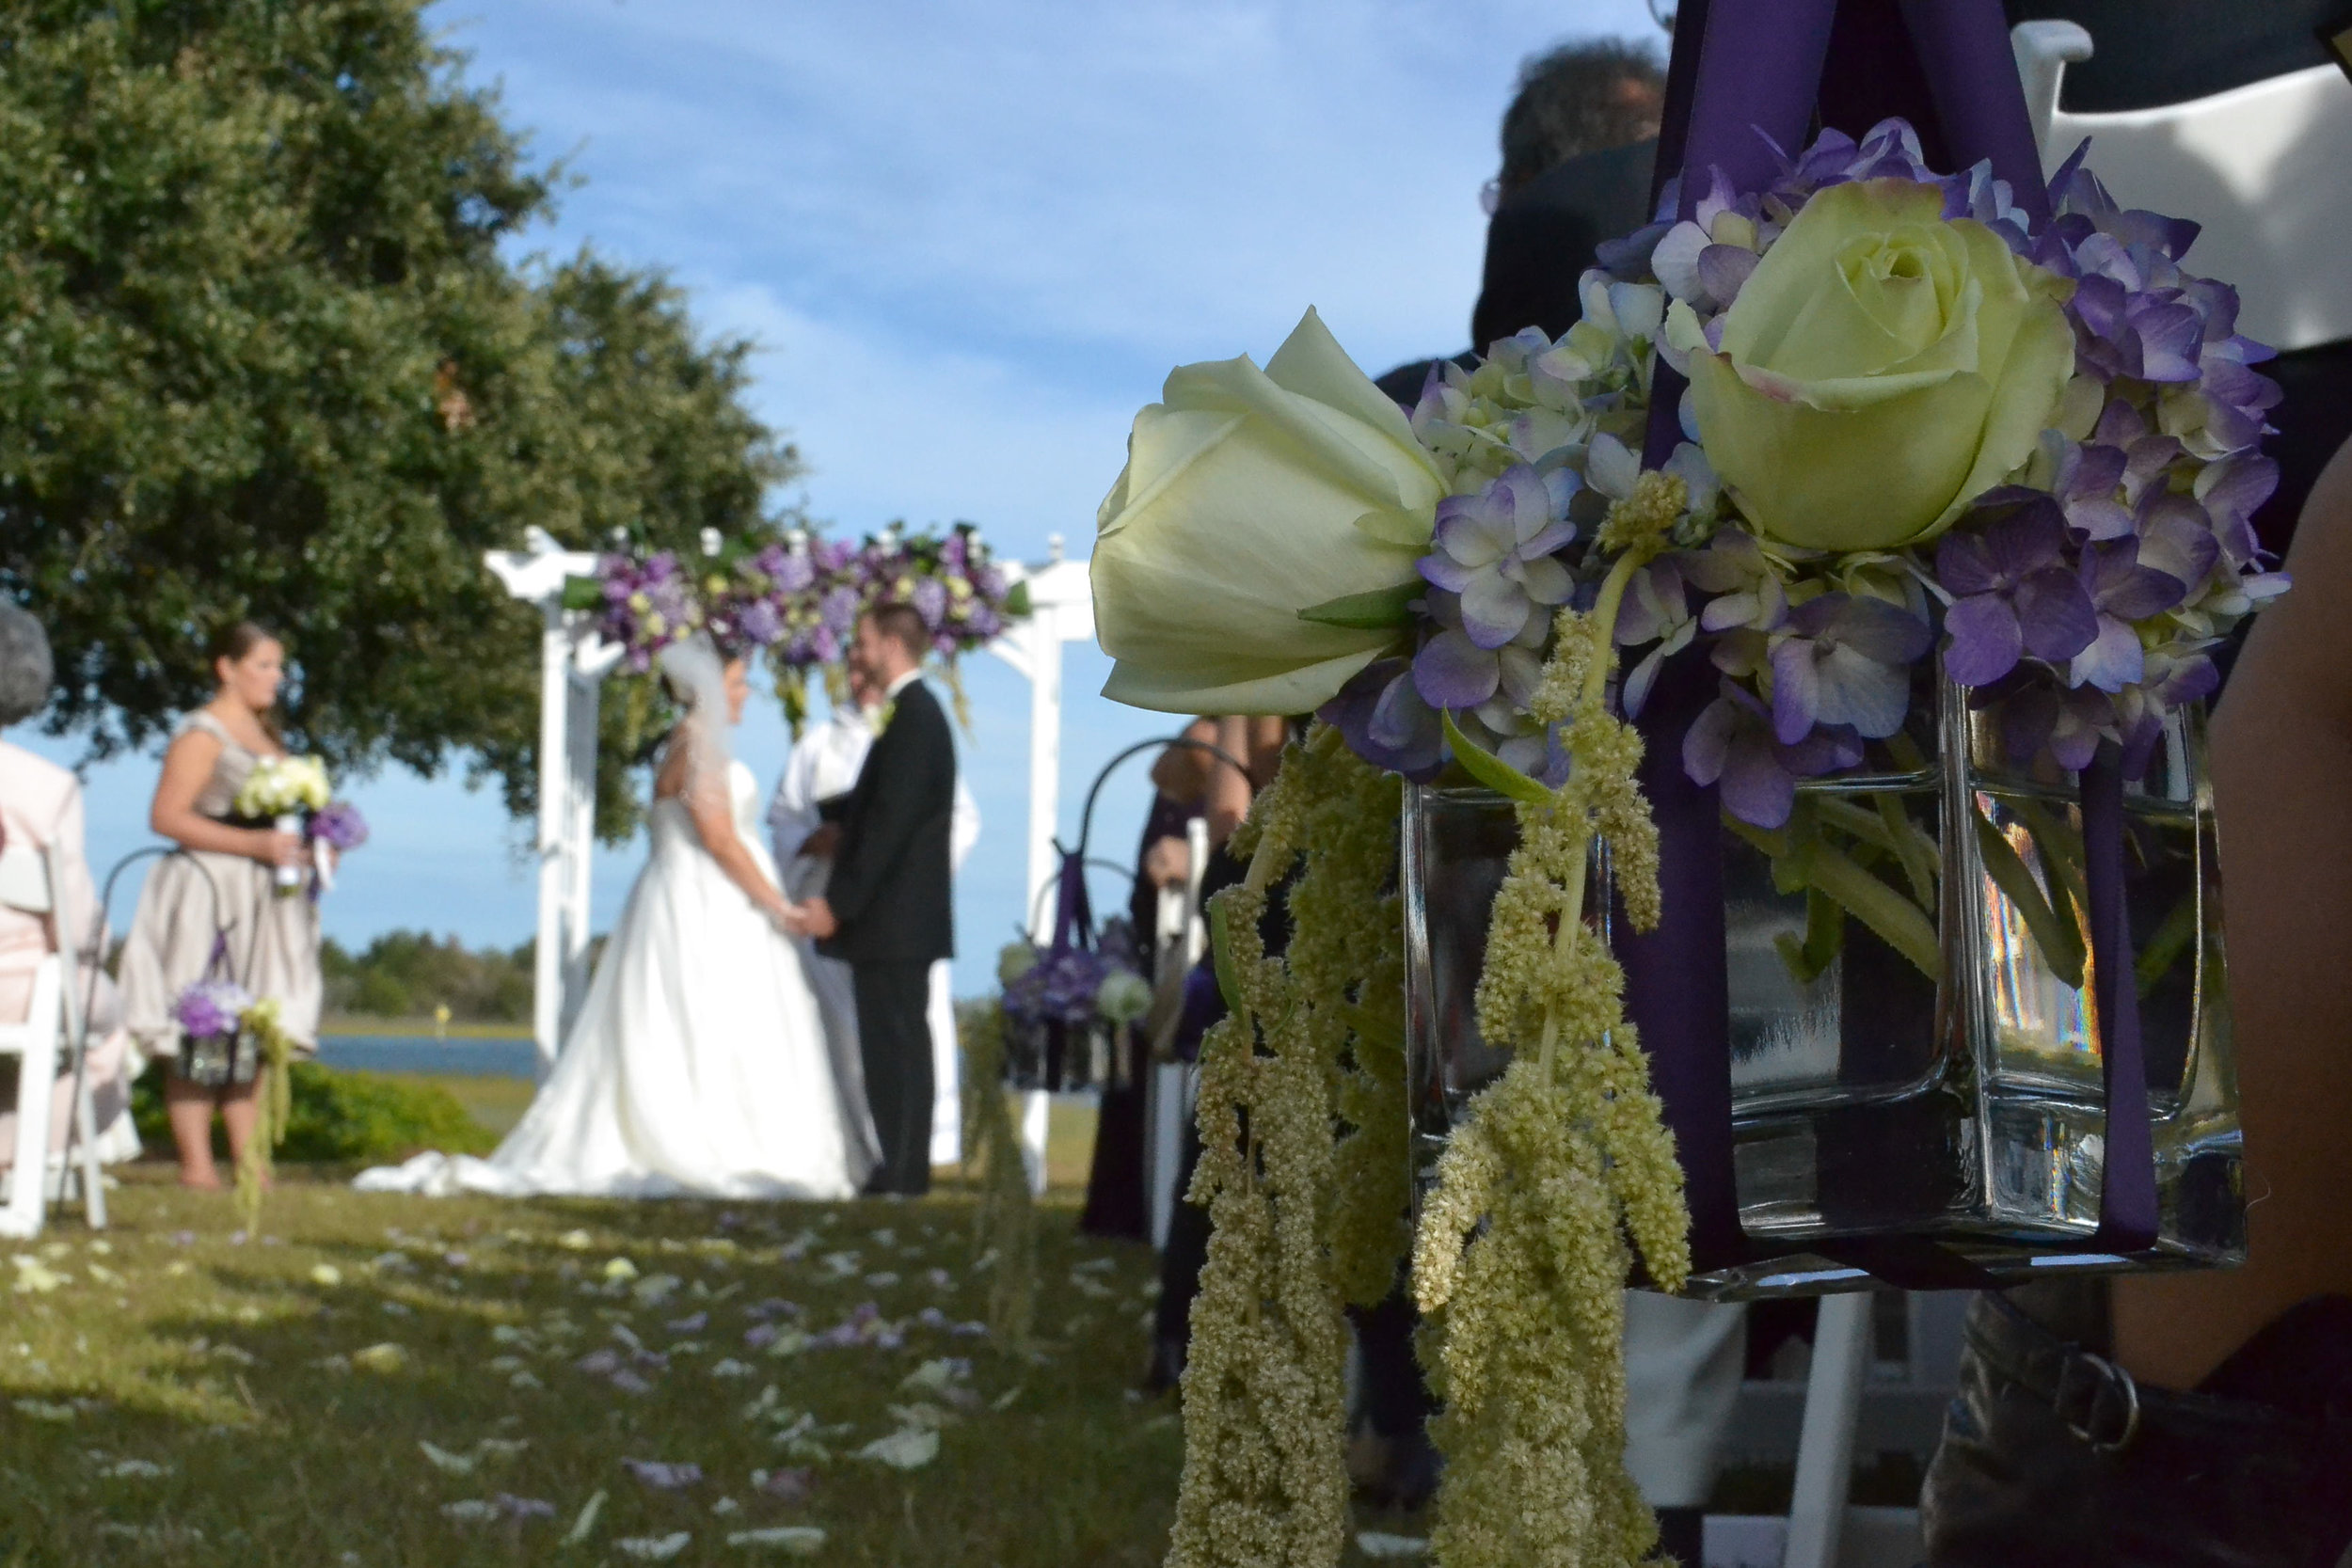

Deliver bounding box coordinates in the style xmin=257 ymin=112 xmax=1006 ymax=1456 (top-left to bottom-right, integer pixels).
xmin=358 ymin=761 xmax=869 ymax=1199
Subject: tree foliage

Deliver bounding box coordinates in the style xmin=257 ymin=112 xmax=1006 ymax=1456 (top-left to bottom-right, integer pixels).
xmin=0 ymin=0 xmax=799 ymax=834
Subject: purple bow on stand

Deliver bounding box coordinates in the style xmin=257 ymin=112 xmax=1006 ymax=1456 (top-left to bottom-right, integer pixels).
xmin=1626 ymin=0 xmax=2160 ymax=1283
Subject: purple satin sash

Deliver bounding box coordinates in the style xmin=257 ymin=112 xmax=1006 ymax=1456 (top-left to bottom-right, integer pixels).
xmin=1629 ymin=0 xmax=2158 ymax=1274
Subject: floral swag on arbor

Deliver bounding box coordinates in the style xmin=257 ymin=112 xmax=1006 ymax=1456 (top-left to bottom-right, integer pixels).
xmin=1089 ymin=116 xmax=2287 ymax=1568
xmin=566 ymin=523 xmax=1029 ymax=733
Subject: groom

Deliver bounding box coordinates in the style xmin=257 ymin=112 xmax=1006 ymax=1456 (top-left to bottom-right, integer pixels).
xmin=795 ymin=603 xmax=956 ymax=1196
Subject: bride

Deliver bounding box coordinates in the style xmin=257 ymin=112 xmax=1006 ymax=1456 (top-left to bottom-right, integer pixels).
xmin=359 ymin=638 xmax=869 ymax=1199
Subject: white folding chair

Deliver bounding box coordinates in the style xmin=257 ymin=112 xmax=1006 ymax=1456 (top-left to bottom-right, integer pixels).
xmin=0 ymin=840 xmax=107 ymax=1237
xmin=2012 ymin=20 xmax=2352 ymax=353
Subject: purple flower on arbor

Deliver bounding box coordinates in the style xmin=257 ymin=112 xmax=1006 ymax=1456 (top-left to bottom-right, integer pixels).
xmin=1934 ymin=506 xmax=2099 ymax=688
xmin=1768 ymin=593 xmax=1931 ymax=743
xmin=1683 ymin=680 xmax=1864 ymax=829
xmin=1417 ymin=465 xmax=1577 ymax=648
xmin=2071 ymin=536 xmax=2196 ymax=692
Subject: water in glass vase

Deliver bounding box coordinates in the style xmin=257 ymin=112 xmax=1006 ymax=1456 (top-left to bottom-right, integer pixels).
xmin=1401 ymin=683 xmax=2245 ymax=1300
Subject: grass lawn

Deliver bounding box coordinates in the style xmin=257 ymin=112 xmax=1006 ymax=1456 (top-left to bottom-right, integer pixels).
xmin=0 ymin=1126 xmax=1429 ymax=1566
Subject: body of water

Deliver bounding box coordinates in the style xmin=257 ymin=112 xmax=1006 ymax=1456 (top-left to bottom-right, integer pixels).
xmin=317 ymin=1035 xmax=537 ymax=1079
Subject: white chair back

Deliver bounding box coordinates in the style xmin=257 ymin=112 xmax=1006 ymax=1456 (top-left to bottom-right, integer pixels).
xmin=2013 ymin=20 xmax=2352 ymax=352
xmin=0 ymin=844 xmax=53 ymax=914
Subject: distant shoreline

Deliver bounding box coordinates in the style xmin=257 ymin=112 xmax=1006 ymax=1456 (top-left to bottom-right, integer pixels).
xmin=319 ymin=1016 xmax=533 ymax=1040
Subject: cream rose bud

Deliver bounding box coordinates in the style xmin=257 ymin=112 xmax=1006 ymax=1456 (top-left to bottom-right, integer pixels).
xmin=1091 ymin=308 xmax=1441 ymax=715
xmin=1669 ymin=179 xmax=2075 ymax=554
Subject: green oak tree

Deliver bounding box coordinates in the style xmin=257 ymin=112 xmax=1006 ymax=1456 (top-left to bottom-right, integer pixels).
xmin=0 ymin=0 xmax=798 ymax=835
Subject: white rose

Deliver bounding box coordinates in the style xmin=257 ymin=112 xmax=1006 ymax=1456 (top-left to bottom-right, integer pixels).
xmin=1091 ymin=308 xmax=1442 ymax=715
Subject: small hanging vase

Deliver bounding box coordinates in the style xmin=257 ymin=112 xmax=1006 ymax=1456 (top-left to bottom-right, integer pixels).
xmin=1404 ymin=675 xmax=2245 ymax=1298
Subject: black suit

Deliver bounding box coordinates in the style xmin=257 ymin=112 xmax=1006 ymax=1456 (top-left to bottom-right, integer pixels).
xmin=819 ymin=676 xmax=956 ymax=1194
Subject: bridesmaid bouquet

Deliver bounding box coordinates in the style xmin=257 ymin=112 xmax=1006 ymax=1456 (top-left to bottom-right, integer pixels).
xmin=1089 ymin=115 xmax=2290 ymax=1568
xmin=233 ymin=754 xmax=336 ymax=895
xmin=171 ymin=977 xmax=253 ymax=1044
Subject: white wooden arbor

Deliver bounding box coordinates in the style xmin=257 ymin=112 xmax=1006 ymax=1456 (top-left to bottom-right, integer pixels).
xmin=487 ymin=529 xmax=1098 ymax=1112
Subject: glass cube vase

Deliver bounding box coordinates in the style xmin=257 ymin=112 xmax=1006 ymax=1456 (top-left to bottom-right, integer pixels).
xmin=1402 ymin=681 xmax=2245 ymax=1300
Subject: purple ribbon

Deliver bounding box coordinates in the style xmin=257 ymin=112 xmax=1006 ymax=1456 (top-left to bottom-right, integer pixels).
xmin=1631 ymin=0 xmax=2156 ymax=1273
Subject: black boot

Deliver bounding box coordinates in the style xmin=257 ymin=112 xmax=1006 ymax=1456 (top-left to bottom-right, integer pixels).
xmin=1922 ymin=1291 xmax=2352 ymax=1567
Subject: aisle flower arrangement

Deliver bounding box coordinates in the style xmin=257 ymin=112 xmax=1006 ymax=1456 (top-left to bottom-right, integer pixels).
xmin=1090 ymin=116 xmax=2286 ymax=1568
xmin=171 ymin=979 xmax=301 ymax=1230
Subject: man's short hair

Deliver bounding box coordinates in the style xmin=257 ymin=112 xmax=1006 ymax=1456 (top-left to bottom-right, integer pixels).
xmin=1498 ymin=38 xmax=1666 ymax=198
xmin=864 ymin=601 xmax=930 ymax=660
xmin=0 ymin=602 xmax=53 ymax=729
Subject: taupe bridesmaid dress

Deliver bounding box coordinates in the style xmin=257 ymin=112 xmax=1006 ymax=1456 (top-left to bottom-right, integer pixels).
xmin=117 ymin=711 xmax=323 ymax=1084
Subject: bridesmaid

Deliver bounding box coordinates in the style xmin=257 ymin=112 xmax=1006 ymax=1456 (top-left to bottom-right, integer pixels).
xmin=118 ymin=624 xmax=324 ymax=1190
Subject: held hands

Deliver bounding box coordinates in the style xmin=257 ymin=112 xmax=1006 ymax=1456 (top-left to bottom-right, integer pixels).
xmin=796 ymin=896 xmax=838 ymax=942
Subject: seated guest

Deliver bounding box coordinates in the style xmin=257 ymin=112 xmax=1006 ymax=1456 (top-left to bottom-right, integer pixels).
xmin=0 ymin=602 xmax=139 ymax=1173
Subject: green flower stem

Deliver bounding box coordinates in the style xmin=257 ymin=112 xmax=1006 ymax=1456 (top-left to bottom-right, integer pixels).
xmin=1727 ymin=816 xmax=1943 ymax=981
xmin=1873 ymin=790 xmax=1941 ymax=907
xmin=2135 ymin=892 xmax=2200 ymax=999
xmin=2015 ymin=799 xmax=2091 ymax=928
xmin=1972 ymin=808 xmax=2087 ymax=990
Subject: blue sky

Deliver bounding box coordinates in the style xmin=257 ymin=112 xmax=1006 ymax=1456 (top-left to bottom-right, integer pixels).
xmin=26 ymin=0 xmax=1661 ymax=997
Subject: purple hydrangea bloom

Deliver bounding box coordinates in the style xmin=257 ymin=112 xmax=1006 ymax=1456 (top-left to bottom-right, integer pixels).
xmin=1683 ymin=680 xmax=1864 ymax=829
xmin=2070 ymin=536 xmax=2196 ymax=692
xmin=1411 ymin=589 xmax=1549 ymax=715
xmin=1417 ymin=465 xmax=1577 ymax=648
xmin=1935 ymin=505 xmax=2099 ymax=688
xmin=1613 ymin=559 xmax=1696 ymax=720
xmin=1768 ymin=593 xmax=1931 ymax=743
xmin=307 ymin=800 xmax=369 ymax=850
xmin=1996 ymin=681 xmax=2118 ymax=773
xmin=172 ymin=979 xmax=252 ymax=1040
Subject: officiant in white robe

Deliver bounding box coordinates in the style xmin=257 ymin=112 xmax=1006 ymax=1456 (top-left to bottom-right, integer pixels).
xmin=769 ymin=693 xmax=976 ymax=1170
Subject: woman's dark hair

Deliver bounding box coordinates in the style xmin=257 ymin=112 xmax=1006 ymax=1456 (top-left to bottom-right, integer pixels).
xmin=207 ymin=620 xmax=285 ymax=738
xmin=0 ymin=602 xmax=55 ymax=729
xmin=208 ymin=621 xmax=280 ymax=671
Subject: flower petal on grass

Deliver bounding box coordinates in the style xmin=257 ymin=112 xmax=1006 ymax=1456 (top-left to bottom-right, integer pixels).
xmin=728 ymin=1527 xmax=826 ymax=1555
xmin=441 ymin=1500 xmax=499 ymax=1524
xmin=563 ymin=1489 xmax=607 ymax=1546
xmin=751 ymin=1467 xmax=814 ymax=1504
xmin=853 ymin=1428 xmax=940 ymax=1469
xmin=309 ymin=1264 xmax=342 ymax=1288
xmin=614 ymin=1533 xmax=692 ymax=1560
xmin=419 ymin=1440 xmax=477 ymax=1476
xmin=350 ymin=1343 xmax=409 ymax=1375
xmin=709 ymin=1358 xmax=755 ymax=1379
xmin=622 ymin=1459 xmax=704 ymax=1490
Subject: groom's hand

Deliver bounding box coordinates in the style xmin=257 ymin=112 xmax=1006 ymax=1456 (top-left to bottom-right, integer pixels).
xmin=798 ymin=824 xmax=842 ymax=859
xmin=799 ymin=897 xmax=838 ymax=940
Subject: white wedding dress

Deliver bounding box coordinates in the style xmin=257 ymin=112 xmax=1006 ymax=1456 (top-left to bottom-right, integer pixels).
xmin=358 ymin=759 xmax=869 ymax=1200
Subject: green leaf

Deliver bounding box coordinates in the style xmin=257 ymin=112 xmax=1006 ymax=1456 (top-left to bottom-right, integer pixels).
xmin=1003 ymin=580 xmax=1032 ymax=617
xmin=1796 ymin=839 xmax=1944 ymax=982
xmin=560 ymin=575 xmax=605 ymax=612
xmin=1295 ymin=581 xmax=1420 ymax=630
xmin=1440 ymin=710 xmax=1553 ymax=807
xmin=1973 ymin=810 xmax=2086 ymax=989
